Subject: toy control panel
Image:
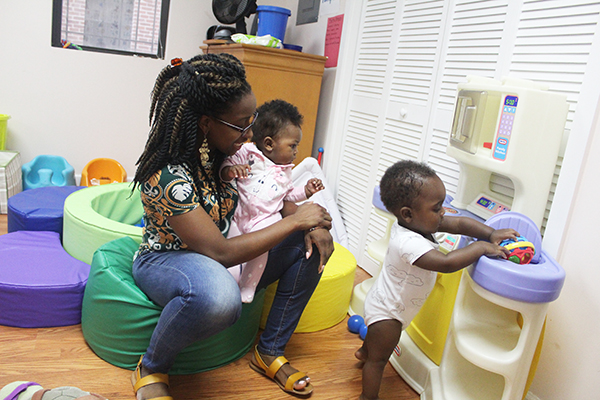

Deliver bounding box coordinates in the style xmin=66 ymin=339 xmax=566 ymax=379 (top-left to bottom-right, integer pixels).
xmin=493 ymin=95 xmax=518 ymax=161
xmin=466 ymin=192 xmax=511 ymax=220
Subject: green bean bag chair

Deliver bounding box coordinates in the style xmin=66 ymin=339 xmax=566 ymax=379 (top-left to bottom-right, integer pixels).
xmin=81 ymin=236 xmax=265 ymax=374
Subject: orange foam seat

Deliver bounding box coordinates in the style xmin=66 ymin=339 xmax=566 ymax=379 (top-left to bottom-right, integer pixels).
xmin=80 ymin=158 xmax=126 ymax=186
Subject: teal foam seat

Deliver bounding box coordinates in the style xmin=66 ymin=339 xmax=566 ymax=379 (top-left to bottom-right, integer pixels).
xmin=81 ymin=236 xmax=265 ymax=374
xmin=22 ymin=155 xmax=76 ymax=190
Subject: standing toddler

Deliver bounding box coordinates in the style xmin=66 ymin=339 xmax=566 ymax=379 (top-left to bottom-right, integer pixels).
xmin=356 ymin=160 xmax=518 ymax=400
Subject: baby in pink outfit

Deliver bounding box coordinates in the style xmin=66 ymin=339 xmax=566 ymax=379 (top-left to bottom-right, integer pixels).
xmin=220 ymin=100 xmax=323 ymax=302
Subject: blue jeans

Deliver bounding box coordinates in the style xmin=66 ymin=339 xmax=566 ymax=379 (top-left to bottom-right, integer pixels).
xmin=132 ymin=231 xmax=322 ymax=373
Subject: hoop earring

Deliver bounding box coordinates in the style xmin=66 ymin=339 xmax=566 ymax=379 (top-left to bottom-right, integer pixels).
xmin=199 ymin=136 xmax=210 ymax=166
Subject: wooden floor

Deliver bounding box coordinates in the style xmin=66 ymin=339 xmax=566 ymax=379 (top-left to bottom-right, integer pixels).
xmin=0 ymin=214 xmax=419 ymax=400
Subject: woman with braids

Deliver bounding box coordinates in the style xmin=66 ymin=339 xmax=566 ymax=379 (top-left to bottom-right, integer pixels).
xmin=130 ymin=54 xmax=334 ymax=400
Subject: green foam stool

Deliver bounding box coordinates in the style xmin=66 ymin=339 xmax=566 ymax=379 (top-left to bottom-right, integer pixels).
xmin=63 ymin=182 xmax=143 ymax=265
xmin=81 ymin=236 xmax=265 ymax=375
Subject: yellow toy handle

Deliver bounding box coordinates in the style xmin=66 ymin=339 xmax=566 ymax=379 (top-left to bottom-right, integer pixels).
xmin=503 ymin=241 xmax=535 ymax=252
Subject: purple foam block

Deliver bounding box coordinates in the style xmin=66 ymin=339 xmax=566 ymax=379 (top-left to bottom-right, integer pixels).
xmin=0 ymin=230 xmax=91 ymax=327
xmin=7 ymin=185 xmax=85 ymax=236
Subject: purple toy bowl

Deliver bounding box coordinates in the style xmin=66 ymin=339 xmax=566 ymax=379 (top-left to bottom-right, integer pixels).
xmin=372 ymin=185 xmax=387 ymax=213
xmin=469 ymin=212 xmax=565 ymax=303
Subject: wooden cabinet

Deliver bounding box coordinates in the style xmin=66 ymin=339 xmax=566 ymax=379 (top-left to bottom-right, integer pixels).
xmin=201 ymin=43 xmax=327 ymax=164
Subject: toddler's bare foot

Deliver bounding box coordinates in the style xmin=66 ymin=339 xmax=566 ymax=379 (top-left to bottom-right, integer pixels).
xmin=355 ymin=347 xmax=367 ymax=362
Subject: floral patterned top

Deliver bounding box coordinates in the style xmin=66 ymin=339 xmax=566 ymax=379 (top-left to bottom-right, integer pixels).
xmin=137 ymin=163 xmax=238 ymax=254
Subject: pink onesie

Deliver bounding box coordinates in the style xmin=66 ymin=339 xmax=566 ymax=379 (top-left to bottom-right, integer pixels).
xmin=222 ymin=142 xmax=307 ymax=302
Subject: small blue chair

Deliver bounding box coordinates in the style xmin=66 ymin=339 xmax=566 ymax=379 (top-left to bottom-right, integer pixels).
xmin=22 ymin=155 xmax=76 ymax=190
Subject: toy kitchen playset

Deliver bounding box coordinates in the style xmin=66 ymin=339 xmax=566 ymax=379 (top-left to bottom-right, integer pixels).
xmin=355 ymin=76 xmax=569 ymax=400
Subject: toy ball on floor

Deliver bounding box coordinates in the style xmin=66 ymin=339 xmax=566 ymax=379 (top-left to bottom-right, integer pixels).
xmin=347 ymin=314 xmax=364 ymax=333
xmin=359 ymin=323 xmax=368 ymax=340
xmin=500 ymin=235 xmax=535 ymax=265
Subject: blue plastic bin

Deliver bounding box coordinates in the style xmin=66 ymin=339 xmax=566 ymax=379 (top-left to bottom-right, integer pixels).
xmin=256 ymin=5 xmax=291 ymax=42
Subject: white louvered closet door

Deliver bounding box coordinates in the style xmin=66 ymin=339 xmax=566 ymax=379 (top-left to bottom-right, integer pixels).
xmin=335 ymin=0 xmax=449 ymax=275
xmin=334 ymin=0 xmax=600 ymax=274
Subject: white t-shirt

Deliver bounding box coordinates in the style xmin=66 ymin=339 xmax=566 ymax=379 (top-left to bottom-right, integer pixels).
xmin=364 ymin=223 xmax=439 ymax=328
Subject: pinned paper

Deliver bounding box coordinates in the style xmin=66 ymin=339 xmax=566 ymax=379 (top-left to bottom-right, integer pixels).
xmin=324 ymin=14 xmax=344 ymax=68
xmin=320 ymin=0 xmax=340 ymax=16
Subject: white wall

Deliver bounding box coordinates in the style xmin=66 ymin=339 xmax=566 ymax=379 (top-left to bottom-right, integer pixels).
xmin=529 ymin=95 xmax=600 ymax=399
xmin=0 ymin=0 xmax=342 ymax=179
xmin=0 ymin=0 xmax=346 ymax=179
xmin=0 ymin=0 xmax=215 ymax=178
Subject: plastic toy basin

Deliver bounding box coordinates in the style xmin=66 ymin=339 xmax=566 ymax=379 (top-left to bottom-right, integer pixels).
xmin=372 ymin=185 xmax=387 ymax=212
xmin=469 ymin=250 xmax=565 ymax=303
xmin=467 ymin=211 xmax=565 ymax=303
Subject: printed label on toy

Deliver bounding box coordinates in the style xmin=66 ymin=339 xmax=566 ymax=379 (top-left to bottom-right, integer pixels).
xmin=494 ymin=137 xmax=509 ymax=160
xmin=393 ymin=344 xmax=402 ymax=357
xmin=439 ymin=234 xmax=458 ymax=252
xmin=475 ymin=195 xmax=510 ymax=214
xmin=493 ymin=95 xmax=518 ymax=161
xmin=443 ymin=205 xmax=459 ymax=214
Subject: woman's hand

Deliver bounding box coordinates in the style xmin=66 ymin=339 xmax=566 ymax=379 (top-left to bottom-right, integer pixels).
xmin=289 ymin=202 xmax=332 ymax=231
xmin=304 ymin=227 xmax=334 ymax=273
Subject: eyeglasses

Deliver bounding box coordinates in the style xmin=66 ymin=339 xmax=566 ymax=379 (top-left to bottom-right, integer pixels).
xmin=214 ymin=111 xmax=259 ymax=136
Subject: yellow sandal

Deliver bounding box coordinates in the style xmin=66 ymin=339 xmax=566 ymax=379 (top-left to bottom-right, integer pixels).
xmin=131 ymin=356 xmax=173 ymax=400
xmin=249 ymin=345 xmax=314 ymax=396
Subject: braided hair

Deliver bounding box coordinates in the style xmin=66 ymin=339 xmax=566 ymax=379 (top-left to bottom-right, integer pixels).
xmin=133 ymin=53 xmax=252 ymax=217
xmin=380 ymin=160 xmax=437 ymax=214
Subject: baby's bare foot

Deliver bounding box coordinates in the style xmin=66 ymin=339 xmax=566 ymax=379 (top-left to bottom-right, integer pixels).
xmin=355 ymin=347 xmax=367 ymax=362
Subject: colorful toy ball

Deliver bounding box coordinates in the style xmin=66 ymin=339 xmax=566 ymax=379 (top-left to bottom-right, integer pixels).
xmin=500 ymin=235 xmax=535 ymax=264
xmin=359 ymin=323 xmax=368 ymax=340
xmin=347 ymin=314 xmax=365 ymax=333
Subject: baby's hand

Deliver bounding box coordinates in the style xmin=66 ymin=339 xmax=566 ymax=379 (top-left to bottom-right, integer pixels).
xmin=222 ymin=164 xmax=250 ymax=181
xmin=478 ymin=241 xmax=510 ymax=259
xmin=305 ymin=178 xmax=324 ymax=198
xmin=489 ymin=228 xmax=519 ymax=245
